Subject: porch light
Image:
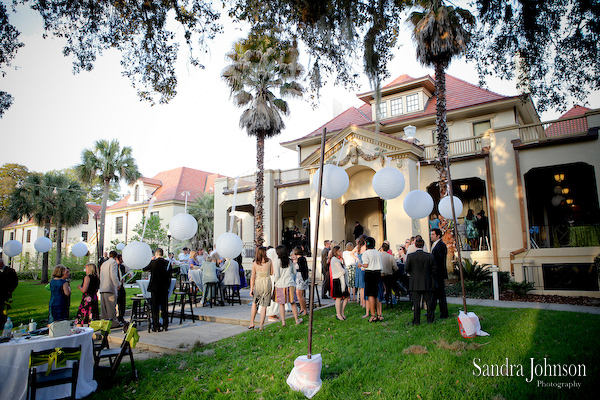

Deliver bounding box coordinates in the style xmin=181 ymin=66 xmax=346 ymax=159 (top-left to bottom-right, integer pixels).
xmin=34 ymin=237 xmax=52 ymax=253
xmin=566 ymin=198 xmax=574 ymax=205
xmin=460 ymin=184 xmax=469 ymax=192
xmin=554 ymin=173 xmax=565 ymax=182
xmin=71 ymin=242 xmax=89 ymax=257
xmin=122 ymin=241 xmax=152 ymax=269
xmin=439 ymin=195 xmax=464 ymax=219
xmin=404 ymin=125 xmax=417 ymax=138
xmin=403 ymin=190 xmax=434 ymax=219
xmin=561 ymin=187 xmax=570 ymax=195
xmin=3 ymin=240 xmax=23 ymax=257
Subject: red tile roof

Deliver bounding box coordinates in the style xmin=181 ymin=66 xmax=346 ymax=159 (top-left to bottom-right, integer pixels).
xmin=140 ymin=177 xmax=162 ymax=186
xmin=108 ymin=167 xmax=225 ymax=210
xmin=544 ymin=105 xmax=590 ymax=137
xmin=382 ymin=74 xmax=416 ymax=89
xmin=86 ymin=204 xmax=102 ymax=218
xmin=284 ymin=73 xmax=512 ymax=143
xmin=4 ymin=216 xmax=35 ymax=228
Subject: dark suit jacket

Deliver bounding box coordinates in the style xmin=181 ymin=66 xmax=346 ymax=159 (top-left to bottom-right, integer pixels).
xmin=143 ymin=257 xmax=172 ymax=295
xmin=431 ymin=240 xmax=448 ymax=280
xmin=321 ymin=247 xmax=330 ymax=274
xmin=405 ymin=250 xmax=437 ymax=291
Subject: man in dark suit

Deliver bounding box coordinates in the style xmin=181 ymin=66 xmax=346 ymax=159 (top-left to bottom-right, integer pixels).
xmin=430 ymin=228 xmax=449 ymax=318
xmin=405 ymin=237 xmax=437 ymax=325
xmin=143 ymin=248 xmax=172 ymax=332
xmin=321 ymin=240 xmax=331 ymax=299
xmin=0 ymin=260 xmax=18 ymax=329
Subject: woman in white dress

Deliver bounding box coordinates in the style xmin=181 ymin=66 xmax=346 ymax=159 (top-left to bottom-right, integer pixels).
xmin=272 ymin=245 xmax=303 ymax=327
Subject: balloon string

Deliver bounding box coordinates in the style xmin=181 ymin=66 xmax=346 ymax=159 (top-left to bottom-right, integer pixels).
xmin=229 ymin=177 xmax=240 ymax=233
xmin=336 ymin=139 xmax=347 ymax=166
xmin=417 ymin=161 xmax=421 ymax=188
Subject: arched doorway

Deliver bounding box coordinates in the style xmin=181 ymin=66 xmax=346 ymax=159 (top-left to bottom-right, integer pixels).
xmin=344 ymin=198 xmax=384 ymax=245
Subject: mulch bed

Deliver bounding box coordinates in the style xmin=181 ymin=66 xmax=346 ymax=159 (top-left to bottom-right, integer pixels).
xmin=499 ymin=291 xmax=600 ymax=307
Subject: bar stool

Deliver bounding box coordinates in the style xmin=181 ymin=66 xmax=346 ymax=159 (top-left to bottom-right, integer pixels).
xmin=170 ymin=289 xmax=195 ymax=324
xmin=130 ymin=295 xmax=148 ymax=328
xmin=223 ymin=285 xmax=242 ymax=306
xmin=203 ymin=282 xmax=224 ymax=308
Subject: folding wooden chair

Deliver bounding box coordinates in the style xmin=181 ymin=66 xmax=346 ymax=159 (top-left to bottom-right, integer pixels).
xmin=28 ymin=345 xmax=81 ymax=400
xmin=89 ymin=319 xmax=112 ymax=362
xmin=95 ymin=322 xmax=139 ymax=380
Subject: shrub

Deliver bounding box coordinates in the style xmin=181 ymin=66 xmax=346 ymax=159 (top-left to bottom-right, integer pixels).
xmin=505 ymin=280 xmax=534 ymax=296
xmin=453 ymin=258 xmax=491 ymax=282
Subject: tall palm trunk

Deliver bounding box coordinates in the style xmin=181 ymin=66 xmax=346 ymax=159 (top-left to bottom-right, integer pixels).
xmin=56 ymin=221 xmax=63 ymax=265
xmin=99 ymin=179 xmax=110 ymax=259
xmin=41 ymin=219 xmax=51 ymax=283
xmin=434 ymin=64 xmax=456 ymax=255
xmin=435 ymin=62 xmax=448 ymax=197
xmin=254 ymin=134 xmax=265 ymax=247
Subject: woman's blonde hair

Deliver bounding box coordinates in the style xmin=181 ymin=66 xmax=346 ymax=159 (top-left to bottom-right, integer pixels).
xmin=52 ymin=264 xmax=67 ymax=278
xmin=85 ymin=263 xmax=98 ymax=276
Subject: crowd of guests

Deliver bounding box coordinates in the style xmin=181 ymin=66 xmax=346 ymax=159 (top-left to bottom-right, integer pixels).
xmin=247 ymin=227 xmax=450 ymax=329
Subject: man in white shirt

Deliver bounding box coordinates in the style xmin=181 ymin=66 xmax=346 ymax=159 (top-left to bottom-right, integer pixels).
xmin=361 ymin=237 xmax=383 ymax=322
xmin=178 ymin=247 xmax=190 ymax=263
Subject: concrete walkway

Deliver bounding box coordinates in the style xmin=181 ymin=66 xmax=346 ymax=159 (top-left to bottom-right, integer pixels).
xmin=105 ymin=290 xmax=600 ymax=362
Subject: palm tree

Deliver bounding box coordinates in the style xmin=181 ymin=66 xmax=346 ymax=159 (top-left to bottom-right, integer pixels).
xmin=222 ymin=31 xmax=304 ymax=247
xmin=410 ymin=0 xmax=474 ymax=197
xmin=54 ymin=175 xmax=88 ymax=264
xmin=188 ymin=193 xmax=214 ymax=250
xmin=78 ymin=139 xmax=140 ymax=259
xmin=9 ymin=173 xmax=60 ymax=283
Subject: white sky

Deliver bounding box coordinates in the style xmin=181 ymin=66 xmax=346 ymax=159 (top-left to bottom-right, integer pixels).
xmin=2 ymin=2 xmax=598 ymax=196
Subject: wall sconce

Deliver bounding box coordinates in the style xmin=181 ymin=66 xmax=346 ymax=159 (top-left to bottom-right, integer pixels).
xmin=460 ymin=184 xmax=469 ymax=192
xmin=554 ymin=173 xmax=565 ymax=182
xmin=561 ymin=187 xmax=570 ymax=195
xmin=566 ymin=198 xmax=574 ymax=205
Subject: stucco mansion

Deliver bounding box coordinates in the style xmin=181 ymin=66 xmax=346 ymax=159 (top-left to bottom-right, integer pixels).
xmin=214 ymin=73 xmax=600 ymax=297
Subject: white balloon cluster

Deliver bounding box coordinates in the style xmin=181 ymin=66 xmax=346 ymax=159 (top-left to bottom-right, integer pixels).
xmin=438 ymin=196 xmax=464 ymax=219
xmin=372 ymin=167 xmax=405 ymax=200
xmin=3 ymin=240 xmax=22 ymax=257
xmin=216 ymin=232 xmax=243 ymax=260
xmin=34 ymin=237 xmax=52 ymax=253
xmin=71 ymin=242 xmax=89 ymax=258
xmin=403 ymin=190 xmax=434 ymax=219
xmin=313 ymin=164 xmax=349 ymax=200
xmin=169 ymin=212 xmax=198 ymax=241
xmin=122 ymin=241 xmax=152 ymax=270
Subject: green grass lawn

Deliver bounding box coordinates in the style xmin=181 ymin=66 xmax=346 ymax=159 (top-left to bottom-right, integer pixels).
xmin=7 ymin=280 xmax=142 ymax=327
xmin=85 ymin=302 xmax=598 ymax=400
xmin=8 ymin=282 xmax=599 ymax=399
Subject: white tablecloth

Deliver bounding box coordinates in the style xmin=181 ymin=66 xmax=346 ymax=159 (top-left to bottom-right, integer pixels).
xmin=188 ymin=269 xmax=202 ymax=287
xmin=0 ymin=327 xmax=97 ymax=400
xmin=136 ymin=279 xmax=176 ymax=299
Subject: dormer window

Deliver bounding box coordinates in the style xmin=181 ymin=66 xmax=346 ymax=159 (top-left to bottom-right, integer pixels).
xmin=390 ymin=98 xmax=403 ymax=116
xmin=406 ymin=93 xmax=419 ymax=112
xmin=377 ymin=102 xmax=388 ymax=119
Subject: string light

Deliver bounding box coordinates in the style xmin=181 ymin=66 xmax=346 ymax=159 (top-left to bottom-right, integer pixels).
xmin=14 ymin=180 xmax=91 ymax=198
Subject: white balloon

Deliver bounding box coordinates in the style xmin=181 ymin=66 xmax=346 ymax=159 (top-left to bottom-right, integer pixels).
xmin=122 ymin=241 xmax=152 ymax=270
xmin=439 ymin=196 xmax=464 ymax=219
xmin=403 ymin=190 xmax=434 ymax=219
xmin=313 ymin=164 xmax=349 ymax=199
xmin=71 ymin=242 xmax=89 ymax=258
xmin=551 ymin=195 xmax=565 ymax=207
xmin=372 ymin=167 xmax=405 ymax=200
xmin=116 ymin=242 xmax=125 ymax=251
xmin=3 ymin=240 xmax=23 ymax=257
xmin=216 ymin=232 xmax=243 ymax=260
xmin=34 ymin=237 xmax=53 ymax=253
xmin=169 ymin=213 xmax=198 ymax=241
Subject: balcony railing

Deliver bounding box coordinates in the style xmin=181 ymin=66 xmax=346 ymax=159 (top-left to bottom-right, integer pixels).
xmin=424 ymin=136 xmax=484 ymax=160
xmin=225 ymin=168 xmax=310 ymax=191
xmin=518 ymin=113 xmax=591 ymax=145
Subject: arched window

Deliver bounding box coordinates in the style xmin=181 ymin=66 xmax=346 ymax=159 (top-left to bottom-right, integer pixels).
xmin=134 ymin=185 xmax=139 ymax=202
